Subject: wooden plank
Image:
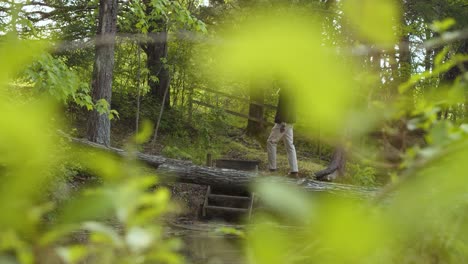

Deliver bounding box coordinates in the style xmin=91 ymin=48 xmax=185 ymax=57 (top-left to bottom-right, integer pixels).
xmin=196 ymin=87 xmax=277 ymax=110
xmin=202 ymin=186 xmax=211 ymax=217
xmin=192 ymin=100 xmax=274 ymax=126
xmin=206 ymin=153 xmax=212 ymax=167
xmin=205 ymin=205 xmax=249 ymax=213
xmin=248 ymin=193 xmax=255 ymax=220
xmin=208 ymin=194 xmax=251 ymax=200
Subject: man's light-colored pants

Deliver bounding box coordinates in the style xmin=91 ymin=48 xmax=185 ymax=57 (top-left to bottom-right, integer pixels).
xmin=267 ymin=123 xmax=298 ymax=172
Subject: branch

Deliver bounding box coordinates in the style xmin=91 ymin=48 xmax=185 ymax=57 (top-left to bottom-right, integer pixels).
xmin=27 ymin=1 xmax=97 ymax=10
xmin=424 ymin=28 xmax=468 ymax=51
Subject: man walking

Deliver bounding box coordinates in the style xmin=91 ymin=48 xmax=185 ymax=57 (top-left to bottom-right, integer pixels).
xmin=267 ymin=87 xmax=299 ymax=177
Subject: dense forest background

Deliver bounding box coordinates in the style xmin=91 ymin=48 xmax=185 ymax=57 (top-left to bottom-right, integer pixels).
xmin=1 ymin=0 xmax=468 ymax=263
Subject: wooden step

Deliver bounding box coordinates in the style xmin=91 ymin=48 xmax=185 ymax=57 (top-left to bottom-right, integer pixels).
xmin=208 ymin=194 xmax=251 ymax=200
xmin=205 ymin=205 xmax=249 ymax=213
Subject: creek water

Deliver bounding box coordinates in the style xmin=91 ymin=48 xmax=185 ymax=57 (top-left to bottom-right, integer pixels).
xmin=168 ymin=220 xmax=246 ymax=264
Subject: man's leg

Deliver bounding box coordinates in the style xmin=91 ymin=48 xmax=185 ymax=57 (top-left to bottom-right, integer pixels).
xmin=267 ymin=123 xmax=283 ymax=171
xmin=283 ymin=124 xmax=298 ymax=173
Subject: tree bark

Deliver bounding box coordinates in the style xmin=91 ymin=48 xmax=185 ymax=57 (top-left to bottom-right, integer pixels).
xmin=67 ymin=136 xmax=377 ymax=198
xmin=424 ymin=28 xmax=433 ymax=73
xmin=144 ymin=22 xmax=171 ymax=109
xmin=398 ymin=33 xmax=411 ymax=86
xmin=135 ymin=43 xmax=142 ymax=134
xmin=87 ymin=0 xmax=118 ymax=146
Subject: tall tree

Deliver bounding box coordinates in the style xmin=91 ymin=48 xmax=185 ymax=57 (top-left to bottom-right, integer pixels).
xmin=124 ymin=0 xmax=206 ymax=110
xmin=87 ymin=0 xmax=118 ymax=146
xmin=143 ymin=20 xmax=171 ymax=108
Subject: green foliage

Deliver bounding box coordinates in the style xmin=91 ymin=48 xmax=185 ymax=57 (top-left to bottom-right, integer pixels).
xmin=213 ymin=3 xmax=468 ymax=264
xmin=0 ymin=39 xmax=182 ymax=264
xmin=399 ymin=52 xmax=468 ymax=94
xmin=344 ymin=163 xmax=377 ymax=186
xmin=431 ymin=18 xmax=457 ymax=33
xmin=19 ymin=52 xmax=121 ymax=121
xmin=95 ymin=99 xmax=120 ymax=120
xmin=249 ymin=182 xmax=388 ymax=264
xmin=113 ymin=43 xmax=150 ymax=97
xmin=122 ymin=0 xmax=206 ymax=33
xmin=342 ymin=0 xmax=399 ymax=47
xmin=159 ymin=107 xmax=230 ymax=164
xmin=215 ymin=226 xmax=245 ymax=238
xmin=207 ymin=7 xmax=365 ymax=139
xmin=0 ymin=2 xmax=36 ymax=36
xmin=22 ymin=53 xmax=93 ymax=108
xmin=3 ymin=0 xmax=468 ymax=263
xmin=162 ymin=146 xmax=193 ymax=160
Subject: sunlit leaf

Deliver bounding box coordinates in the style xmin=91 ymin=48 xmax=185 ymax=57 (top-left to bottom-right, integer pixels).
xmin=57 ymin=190 xmax=113 ymax=225
xmin=246 ymin=217 xmax=294 ymax=264
xmin=80 ymin=151 xmax=122 ymax=180
xmin=126 ymin=226 xmax=155 ymax=253
xmin=343 ymin=0 xmax=399 ymax=47
xmin=435 ymin=46 xmax=450 ymax=67
xmin=215 ymin=227 xmax=245 ymax=238
xmin=83 ymin=221 xmax=124 ymax=248
xmin=430 ymin=18 xmax=456 ymax=33
xmin=426 ymin=121 xmax=452 ymax=145
xmin=254 ymin=180 xmax=311 ymax=222
xmin=210 ymin=9 xmax=365 ymax=138
xmin=57 ymin=245 xmax=88 ymax=264
xmin=0 ymin=37 xmax=48 ymax=88
xmin=40 ymin=224 xmax=79 ymax=246
xmin=134 ymin=119 xmax=154 ymax=144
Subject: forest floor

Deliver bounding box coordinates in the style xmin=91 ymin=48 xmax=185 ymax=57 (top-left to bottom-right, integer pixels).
xmin=107 ymin=119 xmax=327 ymax=177
xmin=105 ymin=121 xmax=327 ymax=219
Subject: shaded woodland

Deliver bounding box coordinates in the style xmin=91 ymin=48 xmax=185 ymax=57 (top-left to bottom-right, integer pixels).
xmin=1 ymin=0 xmax=468 ymax=263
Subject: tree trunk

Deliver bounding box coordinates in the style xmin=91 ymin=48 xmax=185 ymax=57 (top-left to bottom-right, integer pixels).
xmin=135 ymin=43 xmax=142 ymax=134
xmin=246 ymin=81 xmax=265 ymax=136
xmin=398 ymin=33 xmax=411 ymax=86
xmin=144 ymin=22 xmax=170 ymax=109
xmin=87 ymin=0 xmax=118 ymax=146
xmin=424 ymin=28 xmax=433 ymax=72
xmin=66 ymin=135 xmax=376 ymax=198
xmin=397 ymin=4 xmax=411 ymax=94
xmin=389 ymin=49 xmax=398 ymax=96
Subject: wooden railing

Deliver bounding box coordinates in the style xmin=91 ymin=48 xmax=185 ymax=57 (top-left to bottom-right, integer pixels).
xmin=191 ymin=87 xmax=275 ymax=126
xmin=198 ymin=87 xmax=277 ymax=110
xmin=189 ymin=87 xmax=326 ymax=160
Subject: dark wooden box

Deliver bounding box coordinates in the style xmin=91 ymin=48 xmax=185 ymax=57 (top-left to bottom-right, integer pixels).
xmin=214 ymin=159 xmax=260 ymax=171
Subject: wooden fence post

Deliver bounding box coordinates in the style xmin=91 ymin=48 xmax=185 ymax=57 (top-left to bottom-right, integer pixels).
xmin=206 ymin=153 xmax=212 ymax=167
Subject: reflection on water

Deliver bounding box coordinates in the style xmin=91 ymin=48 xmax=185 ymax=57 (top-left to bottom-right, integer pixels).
xmin=168 ymin=220 xmax=246 ymax=264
